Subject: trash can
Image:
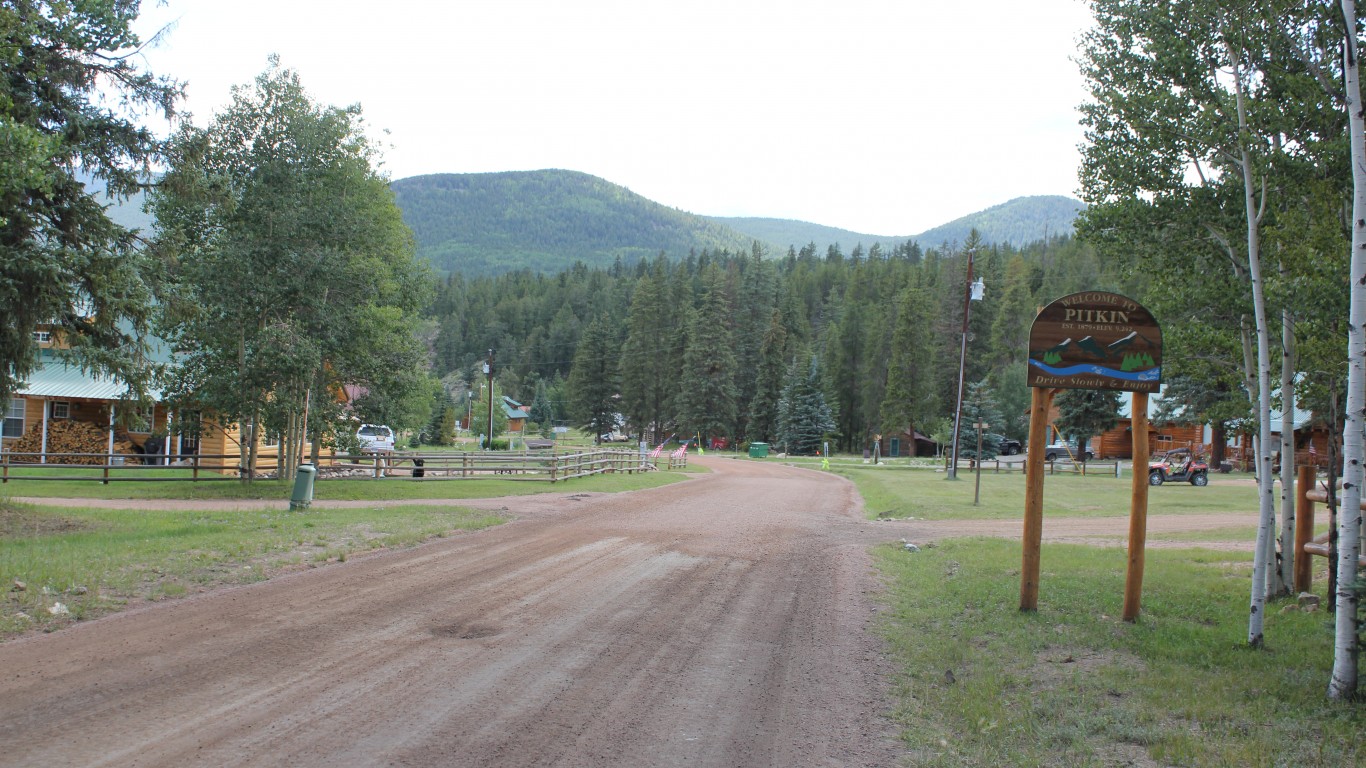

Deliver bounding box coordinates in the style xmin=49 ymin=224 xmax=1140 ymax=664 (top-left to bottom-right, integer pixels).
xmin=290 ymin=464 xmax=317 ymax=510
xmin=749 ymin=442 xmax=769 ymax=458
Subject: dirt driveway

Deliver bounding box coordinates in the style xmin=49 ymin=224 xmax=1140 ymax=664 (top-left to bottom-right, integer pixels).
xmin=0 ymin=458 xmax=1258 ymax=767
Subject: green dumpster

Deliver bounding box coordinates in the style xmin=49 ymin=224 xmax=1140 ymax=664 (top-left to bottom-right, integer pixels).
xmin=749 ymin=442 xmax=769 ymax=458
xmin=290 ymin=464 xmax=317 ymax=510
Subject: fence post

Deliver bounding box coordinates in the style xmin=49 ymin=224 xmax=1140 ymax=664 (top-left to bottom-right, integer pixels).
xmin=1294 ymin=464 xmax=1315 ymax=593
xmin=1 ymin=450 xmax=7 ymax=484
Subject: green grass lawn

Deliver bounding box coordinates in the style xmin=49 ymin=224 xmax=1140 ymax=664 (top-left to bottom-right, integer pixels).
xmin=875 ymin=539 xmax=1362 ymax=766
xmin=810 ymin=461 xmax=1262 ymax=521
xmin=0 ymin=501 xmax=505 ymax=638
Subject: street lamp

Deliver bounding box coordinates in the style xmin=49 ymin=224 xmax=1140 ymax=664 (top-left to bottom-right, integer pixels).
xmin=948 ymin=248 xmax=985 ymax=480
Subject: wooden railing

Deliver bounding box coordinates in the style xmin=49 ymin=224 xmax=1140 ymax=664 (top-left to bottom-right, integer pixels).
xmin=952 ymin=458 xmax=1125 ymax=476
xmin=0 ymin=448 xmax=680 ymax=483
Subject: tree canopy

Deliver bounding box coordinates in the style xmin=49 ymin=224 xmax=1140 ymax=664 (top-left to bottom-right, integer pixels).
xmin=151 ymin=61 xmax=430 ymax=475
xmin=1 ymin=0 xmax=180 ymax=404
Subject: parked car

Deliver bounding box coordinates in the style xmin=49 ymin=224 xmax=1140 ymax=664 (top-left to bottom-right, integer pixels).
xmin=356 ymin=424 xmax=395 ymax=453
xmin=992 ymin=434 xmax=1022 ymax=455
xmin=1041 ymin=440 xmax=1093 ymax=462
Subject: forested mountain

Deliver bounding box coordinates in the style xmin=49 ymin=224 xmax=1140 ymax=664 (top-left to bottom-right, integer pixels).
xmin=427 ymin=233 xmax=1127 ymax=455
xmin=391 ymin=171 xmax=756 ymax=275
xmin=392 ymin=170 xmax=1085 ymax=277
xmin=911 ymin=196 xmax=1085 ymax=248
xmin=709 ymin=196 xmax=1085 ymax=253
xmin=702 ymin=217 xmax=881 ymax=253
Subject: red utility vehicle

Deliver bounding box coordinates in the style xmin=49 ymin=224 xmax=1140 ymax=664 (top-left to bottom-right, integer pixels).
xmin=1148 ymin=448 xmax=1209 ymax=486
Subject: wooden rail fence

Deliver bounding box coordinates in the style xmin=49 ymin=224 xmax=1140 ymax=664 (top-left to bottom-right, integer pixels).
xmin=0 ymin=448 xmax=684 ymax=484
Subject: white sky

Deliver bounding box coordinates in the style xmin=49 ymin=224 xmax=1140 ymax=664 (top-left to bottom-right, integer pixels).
xmin=131 ymin=0 xmax=1095 ymax=236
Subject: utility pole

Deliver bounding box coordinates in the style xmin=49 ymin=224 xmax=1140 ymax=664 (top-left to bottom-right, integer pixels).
xmin=949 ymin=248 xmax=983 ymax=479
xmin=485 ymin=349 xmax=495 ymax=450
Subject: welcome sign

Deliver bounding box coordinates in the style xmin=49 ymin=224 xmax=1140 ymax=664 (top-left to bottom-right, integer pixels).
xmin=1026 ymin=291 xmax=1161 ymax=393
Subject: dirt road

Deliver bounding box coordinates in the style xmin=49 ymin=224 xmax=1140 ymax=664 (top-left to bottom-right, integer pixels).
xmin=0 ymin=457 xmax=911 ymax=767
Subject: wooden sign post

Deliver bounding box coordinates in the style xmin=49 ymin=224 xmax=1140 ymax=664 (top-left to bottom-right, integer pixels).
xmin=1023 ymin=292 xmax=1161 ymax=617
xmin=1122 ymin=391 xmax=1151 ymax=621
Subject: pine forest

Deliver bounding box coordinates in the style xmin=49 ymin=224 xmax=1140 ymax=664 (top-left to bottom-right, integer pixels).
xmin=427 ymin=232 xmax=1122 ymax=454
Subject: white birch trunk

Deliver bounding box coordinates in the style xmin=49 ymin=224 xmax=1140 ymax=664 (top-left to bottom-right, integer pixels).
xmin=1229 ymin=49 xmax=1276 ymax=647
xmin=1277 ymin=309 xmax=1295 ymax=597
xmin=1330 ymin=0 xmax=1364 ymax=700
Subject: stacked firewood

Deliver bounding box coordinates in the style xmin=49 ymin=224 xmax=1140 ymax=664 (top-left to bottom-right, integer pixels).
xmin=6 ymin=420 xmax=141 ymax=464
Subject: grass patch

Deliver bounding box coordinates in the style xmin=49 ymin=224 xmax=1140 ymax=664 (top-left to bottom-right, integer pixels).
xmin=0 ymin=501 xmax=503 ymax=639
xmin=0 ymin=463 xmax=692 ymax=500
xmin=874 ymin=539 xmax=1363 ymax=766
xmin=822 ymin=464 xmax=1260 ymax=521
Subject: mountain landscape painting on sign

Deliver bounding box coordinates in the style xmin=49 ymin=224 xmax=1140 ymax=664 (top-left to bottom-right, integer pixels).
xmin=1027 ymin=292 xmax=1161 ymax=393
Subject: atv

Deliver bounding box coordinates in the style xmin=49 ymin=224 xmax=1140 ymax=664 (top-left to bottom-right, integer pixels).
xmin=1149 ymin=448 xmax=1209 ymax=486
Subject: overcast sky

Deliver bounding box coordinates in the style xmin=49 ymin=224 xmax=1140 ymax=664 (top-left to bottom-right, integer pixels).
xmin=131 ymin=0 xmax=1095 ymax=236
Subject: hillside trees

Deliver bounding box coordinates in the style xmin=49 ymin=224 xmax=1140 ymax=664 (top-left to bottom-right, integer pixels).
xmin=747 ymin=309 xmax=791 ymax=444
xmin=777 ymin=354 xmax=837 ymax=456
xmin=427 ymin=232 xmax=1128 ymax=453
xmin=1 ymin=0 xmax=180 ymax=405
xmin=151 ymin=61 xmax=431 ymax=478
xmin=675 ymin=265 xmax=739 ymax=441
xmin=1075 ymin=0 xmax=1355 ymax=644
xmin=618 ymin=265 xmax=680 ymax=442
xmin=568 ymin=318 xmax=620 ymax=441
xmin=879 ymin=274 xmax=938 ymax=454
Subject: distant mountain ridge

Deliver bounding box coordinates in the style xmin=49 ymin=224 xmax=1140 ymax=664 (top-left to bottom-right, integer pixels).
xmin=709 ymin=195 xmax=1085 ymax=253
xmin=84 ymin=167 xmax=1086 ymax=276
xmin=393 ymin=170 xmax=1085 ymax=275
xmin=391 ymin=170 xmax=756 ymax=275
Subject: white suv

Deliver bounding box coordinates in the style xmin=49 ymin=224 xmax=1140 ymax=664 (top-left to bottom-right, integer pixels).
xmin=356 ymin=424 xmax=395 ymax=453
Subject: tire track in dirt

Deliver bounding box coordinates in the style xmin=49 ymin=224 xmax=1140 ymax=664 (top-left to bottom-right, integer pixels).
xmin=0 ymin=457 xmax=905 ymax=767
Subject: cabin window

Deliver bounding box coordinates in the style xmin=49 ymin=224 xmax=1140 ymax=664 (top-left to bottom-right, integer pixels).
xmin=50 ymin=401 xmax=70 ymax=419
xmin=126 ymin=405 xmax=154 ymax=434
xmin=3 ymin=398 xmax=24 ymax=438
xmin=32 ymin=330 xmax=51 ymax=344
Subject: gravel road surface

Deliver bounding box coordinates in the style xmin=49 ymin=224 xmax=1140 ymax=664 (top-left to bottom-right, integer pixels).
xmin=0 ymin=457 xmax=912 ymax=767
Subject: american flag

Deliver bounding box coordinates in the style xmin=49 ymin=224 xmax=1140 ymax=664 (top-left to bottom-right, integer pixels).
xmin=671 ymin=441 xmax=690 ymax=459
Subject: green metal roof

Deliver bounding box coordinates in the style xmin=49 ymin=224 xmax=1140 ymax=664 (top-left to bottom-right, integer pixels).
xmin=16 ymin=360 xmax=163 ymax=401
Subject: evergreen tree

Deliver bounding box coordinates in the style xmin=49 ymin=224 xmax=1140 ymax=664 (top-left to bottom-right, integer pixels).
xmin=529 ymin=378 xmax=555 ymax=437
xmin=421 ymin=386 xmax=456 ymax=446
xmin=746 ymin=309 xmax=789 ymax=443
xmin=777 ymin=354 xmax=837 ymax=456
xmin=676 ymin=265 xmax=738 ymax=441
xmin=2 ymin=1 xmax=181 ymax=404
xmin=731 ymin=243 xmax=776 ymax=438
xmin=1054 ymin=388 xmax=1122 ymax=461
xmin=955 ymin=379 xmax=1005 ymax=460
xmin=618 ymin=268 xmax=677 ymax=441
xmin=567 ymin=318 xmax=619 ymax=442
xmin=879 ymin=275 xmax=938 ymax=455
